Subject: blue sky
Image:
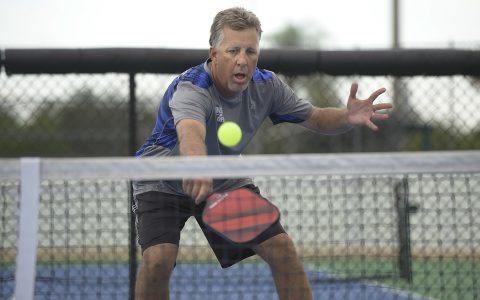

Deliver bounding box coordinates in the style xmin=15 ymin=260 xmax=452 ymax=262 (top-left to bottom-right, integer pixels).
xmin=1 ymin=0 xmax=479 ymax=49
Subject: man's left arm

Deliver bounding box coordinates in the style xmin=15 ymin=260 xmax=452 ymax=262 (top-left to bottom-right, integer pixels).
xmin=300 ymin=83 xmax=392 ymax=134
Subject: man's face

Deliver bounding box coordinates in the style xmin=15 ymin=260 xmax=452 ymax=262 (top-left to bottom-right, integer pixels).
xmin=209 ymin=26 xmax=260 ymax=97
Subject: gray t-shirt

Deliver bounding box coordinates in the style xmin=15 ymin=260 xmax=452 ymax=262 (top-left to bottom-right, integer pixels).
xmin=133 ymin=60 xmax=313 ymax=196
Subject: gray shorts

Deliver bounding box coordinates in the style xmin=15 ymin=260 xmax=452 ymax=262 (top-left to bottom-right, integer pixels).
xmin=133 ymin=185 xmax=285 ymax=268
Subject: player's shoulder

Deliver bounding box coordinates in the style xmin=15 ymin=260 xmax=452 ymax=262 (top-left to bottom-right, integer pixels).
xmin=252 ymin=68 xmax=275 ymax=82
xmin=178 ymin=63 xmax=213 ymax=90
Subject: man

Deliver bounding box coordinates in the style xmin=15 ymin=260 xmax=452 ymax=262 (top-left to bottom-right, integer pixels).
xmin=133 ymin=7 xmax=392 ymax=300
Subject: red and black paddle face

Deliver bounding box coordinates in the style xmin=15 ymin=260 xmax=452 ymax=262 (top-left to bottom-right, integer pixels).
xmin=202 ymin=188 xmax=280 ymax=244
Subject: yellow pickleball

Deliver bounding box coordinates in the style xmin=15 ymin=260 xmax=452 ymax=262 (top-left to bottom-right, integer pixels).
xmin=218 ymin=121 xmax=242 ymax=147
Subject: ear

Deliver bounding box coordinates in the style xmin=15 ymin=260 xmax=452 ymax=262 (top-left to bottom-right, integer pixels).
xmin=209 ymin=47 xmax=217 ymax=63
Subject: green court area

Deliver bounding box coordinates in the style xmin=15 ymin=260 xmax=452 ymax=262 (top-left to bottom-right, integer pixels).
xmin=310 ymin=257 xmax=480 ymax=300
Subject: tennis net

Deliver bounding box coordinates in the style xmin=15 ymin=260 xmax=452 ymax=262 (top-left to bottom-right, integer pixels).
xmin=1 ymin=151 xmax=479 ymax=300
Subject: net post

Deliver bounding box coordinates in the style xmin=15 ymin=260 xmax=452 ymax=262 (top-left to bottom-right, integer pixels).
xmin=395 ymin=177 xmax=413 ymax=282
xmin=14 ymin=158 xmax=41 ymax=300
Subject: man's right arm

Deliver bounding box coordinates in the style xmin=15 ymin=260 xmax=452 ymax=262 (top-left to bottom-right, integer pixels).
xmin=176 ymin=118 xmax=213 ymax=203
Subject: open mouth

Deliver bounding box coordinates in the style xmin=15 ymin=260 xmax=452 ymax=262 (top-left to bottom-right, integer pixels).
xmin=234 ymin=73 xmax=247 ymax=82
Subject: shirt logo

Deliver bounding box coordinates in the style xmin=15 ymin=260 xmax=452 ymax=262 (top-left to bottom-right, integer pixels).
xmin=215 ymin=106 xmax=224 ymax=123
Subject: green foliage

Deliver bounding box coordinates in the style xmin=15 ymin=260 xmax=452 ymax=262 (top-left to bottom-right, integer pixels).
xmin=0 ymin=88 xmax=156 ymax=157
xmin=0 ymin=103 xmax=24 ymax=154
xmin=246 ymin=23 xmax=344 ymax=154
xmin=264 ymin=23 xmax=324 ymax=49
xmin=404 ymin=124 xmax=480 ymax=151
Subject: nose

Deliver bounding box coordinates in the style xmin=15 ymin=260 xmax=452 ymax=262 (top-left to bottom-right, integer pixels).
xmin=236 ymin=51 xmax=247 ymax=66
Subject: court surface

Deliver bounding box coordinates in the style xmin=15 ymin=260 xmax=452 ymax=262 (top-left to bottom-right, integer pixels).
xmin=4 ymin=263 xmax=432 ymax=300
xmin=170 ymin=263 xmax=431 ymax=300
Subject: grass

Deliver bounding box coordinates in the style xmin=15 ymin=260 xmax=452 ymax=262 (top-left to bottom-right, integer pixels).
xmin=306 ymin=257 xmax=480 ymax=300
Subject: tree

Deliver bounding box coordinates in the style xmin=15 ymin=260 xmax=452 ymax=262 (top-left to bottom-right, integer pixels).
xmin=246 ymin=23 xmax=345 ymax=154
xmin=0 ymin=104 xmax=24 ymax=156
xmin=25 ymin=89 xmax=131 ymax=156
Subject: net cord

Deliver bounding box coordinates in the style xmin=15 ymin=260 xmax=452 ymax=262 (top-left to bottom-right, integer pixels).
xmin=1 ymin=151 xmax=479 ymax=181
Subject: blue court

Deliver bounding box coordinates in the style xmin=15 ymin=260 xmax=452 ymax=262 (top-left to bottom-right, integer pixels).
xmin=1 ymin=263 xmax=431 ymax=300
xmin=170 ymin=264 xmax=429 ymax=300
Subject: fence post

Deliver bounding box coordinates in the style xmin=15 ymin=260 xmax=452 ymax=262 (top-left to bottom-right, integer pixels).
xmin=129 ymin=73 xmax=137 ymax=156
xmin=128 ymin=73 xmax=138 ymax=300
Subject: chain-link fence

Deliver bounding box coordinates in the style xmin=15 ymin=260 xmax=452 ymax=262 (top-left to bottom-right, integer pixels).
xmin=1 ymin=48 xmax=480 ymax=300
xmin=1 ymin=48 xmax=479 ymax=157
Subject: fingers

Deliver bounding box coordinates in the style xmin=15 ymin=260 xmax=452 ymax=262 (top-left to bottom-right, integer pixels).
xmin=373 ymin=102 xmax=393 ymax=110
xmin=372 ymin=113 xmax=390 ymax=120
xmin=350 ymin=83 xmax=387 ymax=103
xmin=348 ymin=83 xmax=391 ymax=131
xmin=366 ymin=120 xmax=379 ymax=131
xmin=349 ymin=82 xmax=358 ymax=100
xmin=371 ymin=102 xmax=393 ymax=120
xmin=368 ymin=87 xmax=387 ymax=102
xmin=183 ymin=178 xmax=213 ymax=204
xmin=367 ymin=108 xmax=390 ymax=131
xmin=194 ymin=184 xmax=212 ymax=204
